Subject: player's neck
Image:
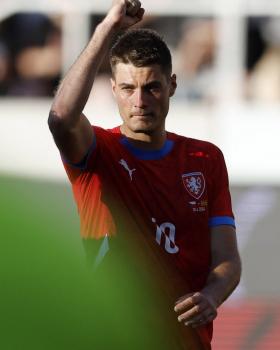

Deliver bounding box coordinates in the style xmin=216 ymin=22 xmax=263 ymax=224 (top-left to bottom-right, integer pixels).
xmin=120 ymin=125 xmax=167 ymax=150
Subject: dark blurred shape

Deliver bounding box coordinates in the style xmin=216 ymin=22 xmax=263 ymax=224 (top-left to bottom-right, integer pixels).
xmin=246 ymin=16 xmax=280 ymax=102
xmin=246 ymin=17 xmax=267 ymax=72
xmin=0 ymin=13 xmax=62 ymax=97
xmin=0 ymin=41 xmax=10 ymax=94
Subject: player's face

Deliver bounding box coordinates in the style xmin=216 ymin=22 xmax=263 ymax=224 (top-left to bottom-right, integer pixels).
xmin=111 ymin=63 xmax=176 ymax=139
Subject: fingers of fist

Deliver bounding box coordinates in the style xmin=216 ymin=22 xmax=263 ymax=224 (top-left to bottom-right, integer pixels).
xmin=174 ymin=292 xmax=217 ymax=328
xmin=126 ymin=0 xmax=142 ymax=17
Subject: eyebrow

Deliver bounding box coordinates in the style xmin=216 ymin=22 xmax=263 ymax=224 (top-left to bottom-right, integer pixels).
xmin=119 ymin=83 xmax=134 ymax=88
xmin=118 ymin=81 xmax=163 ymax=88
xmin=145 ymin=81 xmax=163 ymax=88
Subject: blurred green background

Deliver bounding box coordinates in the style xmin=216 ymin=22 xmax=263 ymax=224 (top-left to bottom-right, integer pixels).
xmin=0 ymin=175 xmax=176 ymax=350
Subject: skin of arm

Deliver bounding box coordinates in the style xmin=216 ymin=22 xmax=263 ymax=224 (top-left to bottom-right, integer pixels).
xmin=174 ymin=225 xmax=241 ymax=328
xmin=48 ymin=0 xmax=144 ymax=163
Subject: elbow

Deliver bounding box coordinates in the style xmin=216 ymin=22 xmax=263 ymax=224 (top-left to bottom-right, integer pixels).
xmin=233 ymin=254 xmax=242 ymax=288
xmin=237 ymin=257 xmax=242 ymax=284
xmin=234 ymin=270 xmax=241 ymax=290
xmin=48 ymin=110 xmax=65 ymax=135
xmin=48 ymin=108 xmax=75 ymax=135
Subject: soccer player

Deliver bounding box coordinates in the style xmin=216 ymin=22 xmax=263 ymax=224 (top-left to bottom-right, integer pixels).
xmin=48 ymin=0 xmax=241 ymax=348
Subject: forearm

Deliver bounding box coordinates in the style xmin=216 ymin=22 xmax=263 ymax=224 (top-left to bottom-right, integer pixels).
xmin=48 ymin=0 xmax=144 ymax=163
xmin=201 ymin=256 xmax=241 ymax=308
xmin=50 ymin=19 xmax=117 ymax=125
xmin=174 ymin=256 xmax=241 ymax=327
xmin=174 ymin=219 xmax=241 ymax=327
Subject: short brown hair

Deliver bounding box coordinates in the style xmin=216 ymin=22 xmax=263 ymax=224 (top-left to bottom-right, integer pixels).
xmin=110 ymin=28 xmax=172 ymax=77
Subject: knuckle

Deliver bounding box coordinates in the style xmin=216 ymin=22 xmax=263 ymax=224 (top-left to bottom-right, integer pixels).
xmin=190 ymin=296 xmax=196 ymax=305
xmin=184 ymin=311 xmax=191 ymax=319
xmin=194 ymin=305 xmax=201 ymax=313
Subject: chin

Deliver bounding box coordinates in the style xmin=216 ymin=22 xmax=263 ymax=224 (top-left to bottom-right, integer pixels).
xmin=131 ymin=122 xmax=155 ymax=134
xmin=134 ymin=128 xmax=153 ymax=135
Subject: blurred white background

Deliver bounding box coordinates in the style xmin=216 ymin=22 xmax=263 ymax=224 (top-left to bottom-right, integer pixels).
xmin=1 ymin=1 xmax=280 ymax=184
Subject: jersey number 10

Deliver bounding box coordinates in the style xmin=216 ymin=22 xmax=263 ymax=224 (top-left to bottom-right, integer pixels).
xmin=152 ymin=218 xmax=179 ymax=254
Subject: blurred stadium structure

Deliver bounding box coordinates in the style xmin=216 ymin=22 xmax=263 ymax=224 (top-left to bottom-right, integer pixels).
xmin=0 ymin=1 xmax=280 ymax=349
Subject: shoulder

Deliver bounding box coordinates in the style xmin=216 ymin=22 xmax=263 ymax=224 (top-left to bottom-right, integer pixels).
xmin=168 ymin=131 xmax=223 ymax=159
xmin=92 ymin=125 xmax=121 ymax=135
xmin=92 ymin=125 xmax=122 ymax=143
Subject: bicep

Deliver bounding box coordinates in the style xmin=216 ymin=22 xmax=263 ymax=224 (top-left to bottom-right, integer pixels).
xmin=48 ymin=112 xmax=94 ymax=164
xmin=210 ymin=225 xmax=241 ymax=266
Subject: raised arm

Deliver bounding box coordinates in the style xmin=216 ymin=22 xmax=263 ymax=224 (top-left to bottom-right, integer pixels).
xmin=48 ymin=0 xmax=144 ymax=164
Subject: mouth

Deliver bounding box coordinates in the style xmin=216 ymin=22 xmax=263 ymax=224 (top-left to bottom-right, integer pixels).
xmin=131 ymin=113 xmax=153 ymax=118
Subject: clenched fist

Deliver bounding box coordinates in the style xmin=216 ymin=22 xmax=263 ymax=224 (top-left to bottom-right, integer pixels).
xmin=106 ymin=0 xmax=145 ymax=29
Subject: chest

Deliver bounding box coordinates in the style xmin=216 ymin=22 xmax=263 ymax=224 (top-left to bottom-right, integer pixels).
xmin=98 ymin=146 xmax=211 ymax=230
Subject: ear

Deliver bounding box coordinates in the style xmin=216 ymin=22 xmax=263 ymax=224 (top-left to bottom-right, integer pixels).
xmin=169 ymin=74 xmax=177 ymax=97
xmin=111 ymin=78 xmax=116 ymax=97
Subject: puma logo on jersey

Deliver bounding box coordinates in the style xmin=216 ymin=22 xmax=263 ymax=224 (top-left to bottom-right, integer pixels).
xmin=119 ymin=159 xmax=136 ymax=181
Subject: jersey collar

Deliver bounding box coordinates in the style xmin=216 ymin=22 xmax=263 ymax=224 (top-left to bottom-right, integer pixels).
xmin=120 ymin=136 xmax=174 ymax=160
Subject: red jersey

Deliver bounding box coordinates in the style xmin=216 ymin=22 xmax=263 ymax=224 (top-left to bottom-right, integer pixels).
xmin=63 ymin=125 xmax=235 ymax=350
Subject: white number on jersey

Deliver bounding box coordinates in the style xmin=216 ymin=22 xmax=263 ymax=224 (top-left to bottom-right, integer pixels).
xmin=152 ymin=218 xmax=179 ymax=254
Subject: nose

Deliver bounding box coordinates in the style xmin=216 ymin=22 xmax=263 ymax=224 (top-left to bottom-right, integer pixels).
xmin=133 ymin=88 xmax=147 ymax=108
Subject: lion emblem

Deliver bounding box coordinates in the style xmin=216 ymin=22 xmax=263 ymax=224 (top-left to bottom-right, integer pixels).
xmin=182 ymin=172 xmax=205 ymax=199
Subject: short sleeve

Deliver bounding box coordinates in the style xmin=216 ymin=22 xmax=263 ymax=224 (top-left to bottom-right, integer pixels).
xmin=61 ymin=126 xmax=117 ymax=239
xmin=208 ymin=147 xmax=235 ymax=228
xmin=61 ymin=126 xmax=107 ymax=184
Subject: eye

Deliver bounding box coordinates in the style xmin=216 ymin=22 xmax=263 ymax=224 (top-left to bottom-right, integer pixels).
xmin=148 ymin=87 xmax=161 ymax=96
xmin=150 ymin=87 xmax=161 ymax=93
xmin=146 ymin=84 xmax=162 ymax=94
xmin=121 ymin=85 xmax=133 ymax=90
xmin=121 ymin=86 xmax=134 ymax=93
